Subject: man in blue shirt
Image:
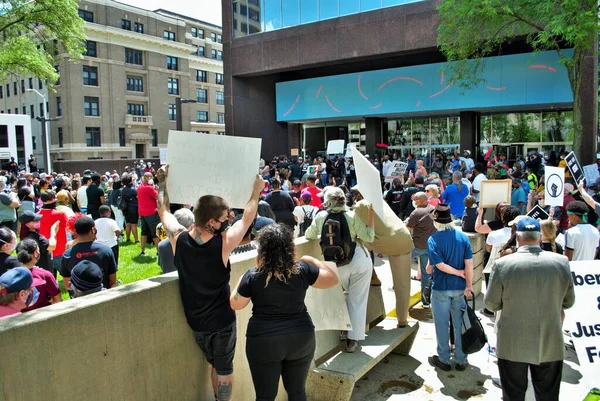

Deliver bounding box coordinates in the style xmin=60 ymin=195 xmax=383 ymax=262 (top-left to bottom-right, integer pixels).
xmin=511 ymin=179 xmax=527 ymax=214
xmin=426 ymin=203 xmax=474 ymax=372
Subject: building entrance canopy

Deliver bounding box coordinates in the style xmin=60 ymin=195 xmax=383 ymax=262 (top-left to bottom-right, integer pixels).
xmin=276 ymin=50 xmax=573 ymax=122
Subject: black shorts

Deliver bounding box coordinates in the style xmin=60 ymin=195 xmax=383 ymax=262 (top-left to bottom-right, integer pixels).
xmin=123 ymin=210 xmax=139 ymax=225
xmin=140 ymin=213 xmax=160 ymax=238
xmin=194 ymin=323 xmax=237 ymax=376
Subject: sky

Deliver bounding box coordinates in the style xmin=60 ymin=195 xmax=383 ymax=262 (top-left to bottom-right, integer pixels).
xmin=120 ymin=0 xmax=223 ymax=26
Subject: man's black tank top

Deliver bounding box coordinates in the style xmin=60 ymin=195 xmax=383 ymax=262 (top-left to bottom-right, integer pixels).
xmin=174 ymin=232 xmax=235 ymax=332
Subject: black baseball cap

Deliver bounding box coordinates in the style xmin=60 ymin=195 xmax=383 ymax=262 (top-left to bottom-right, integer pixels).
xmin=18 ymin=210 xmax=42 ymax=225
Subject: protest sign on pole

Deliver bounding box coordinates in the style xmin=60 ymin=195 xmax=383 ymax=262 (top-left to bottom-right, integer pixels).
xmin=159 ymin=148 xmax=167 ymax=165
xmin=350 ymin=145 xmax=385 ymax=219
xmin=566 ymin=261 xmax=600 ymax=388
xmin=305 ymin=264 xmax=352 ymax=331
xmin=544 ymin=166 xmax=565 ymax=207
xmin=583 ymin=164 xmax=599 ymax=186
xmin=565 ymin=151 xmax=585 ymax=184
xmin=166 ymin=130 xmax=262 ymax=208
xmin=384 ymin=161 xmax=408 ymax=183
xmin=326 ymin=140 xmax=345 ymax=155
xmin=526 ymin=204 xmax=549 ymax=221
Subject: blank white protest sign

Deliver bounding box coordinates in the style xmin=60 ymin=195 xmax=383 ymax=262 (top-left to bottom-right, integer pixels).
xmin=350 ymin=145 xmax=385 ymax=219
xmin=166 ymin=130 xmax=262 ymax=208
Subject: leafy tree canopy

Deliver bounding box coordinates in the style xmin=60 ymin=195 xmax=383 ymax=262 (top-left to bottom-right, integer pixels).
xmin=0 ymin=0 xmax=86 ymax=86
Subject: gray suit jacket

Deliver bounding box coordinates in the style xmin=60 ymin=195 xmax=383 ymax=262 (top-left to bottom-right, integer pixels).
xmin=484 ymin=245 xmax=575 ymax=365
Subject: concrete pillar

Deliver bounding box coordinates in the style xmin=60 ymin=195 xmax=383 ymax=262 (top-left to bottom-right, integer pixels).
xmin=365 ymin=118 xmax=383 ymax=156
xmin=459 ymin=111 xmax=480 ymax=156
xmin=287 ymin=123 xmax=301 ymax=155
xmin=580 ymin=47 xmax=598 ymax=165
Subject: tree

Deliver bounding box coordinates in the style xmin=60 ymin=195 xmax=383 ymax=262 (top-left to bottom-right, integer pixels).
xmin=437 ymin=0 xmax=598 ymax=161
xmin=0 ymin=0 xmax=86 ymax=86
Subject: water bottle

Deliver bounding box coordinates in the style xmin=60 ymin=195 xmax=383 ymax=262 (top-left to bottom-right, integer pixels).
xmin=583 ymin=388 xmax=600 ymax=401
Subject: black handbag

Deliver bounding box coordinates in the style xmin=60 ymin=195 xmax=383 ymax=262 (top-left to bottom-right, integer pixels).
xmin=461 ymin=296 xmax=488 ymax=354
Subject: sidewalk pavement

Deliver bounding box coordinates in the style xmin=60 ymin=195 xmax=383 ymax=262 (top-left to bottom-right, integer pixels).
xmin=350 ymin=255 xmax=587 ymax=401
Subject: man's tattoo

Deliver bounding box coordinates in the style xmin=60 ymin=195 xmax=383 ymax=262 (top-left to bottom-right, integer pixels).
xmin=217 ymin=381 xmax=232 ymax=401
xmin=193 ymin=230 xmax=205 ymax=245
xmin=157 ymin=182 xmax=169 ymax=211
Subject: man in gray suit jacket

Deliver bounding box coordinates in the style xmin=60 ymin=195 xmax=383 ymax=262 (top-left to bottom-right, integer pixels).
xmin=485 ymin=217 xmax=575 ymax=401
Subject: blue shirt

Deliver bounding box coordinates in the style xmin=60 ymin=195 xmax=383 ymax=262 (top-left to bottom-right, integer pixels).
xmin=511 ymin=187 xmax=527 ymax=213
xmin=428 ymin=229 xmax=473 ymax=291
xmin=521 ymin=180 xmax=530 ymax=197
xmin=442 ymin=184 xmax=470 ymax=218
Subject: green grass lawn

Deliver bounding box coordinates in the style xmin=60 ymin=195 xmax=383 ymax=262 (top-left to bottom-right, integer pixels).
xmin=57 ymin=229 xmax=164 ymax=299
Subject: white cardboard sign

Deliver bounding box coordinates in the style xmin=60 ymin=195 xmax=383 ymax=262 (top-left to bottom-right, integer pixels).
xmin=305 ymin=264 xmax=352 ymax=332
xmin=350 ymin=145 xmax=385 ymax=219
xmin=544 ymin=166 xmax=565 ymax=207
xmin=583 ymin=164 xmax=599 ymax=186
xmin=385 ymin=161 xmax=408 ymax=183
xmin=326 ymin=140 xmax=345 ymax=155
xmin=566 ymin=261 xmax=600 ymax=387
xmin=166 ymin=131 xmax=262 ymax=207
xmin=159 ymin=148 xmax=167 ymax=165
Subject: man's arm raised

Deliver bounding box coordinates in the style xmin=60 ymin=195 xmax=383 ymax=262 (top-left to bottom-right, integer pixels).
xmin=157 ymin=165 xmax=186 ymax=251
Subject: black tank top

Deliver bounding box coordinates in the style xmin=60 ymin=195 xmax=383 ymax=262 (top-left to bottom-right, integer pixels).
xmin=174 ymin=232 xmax=235 ymax=332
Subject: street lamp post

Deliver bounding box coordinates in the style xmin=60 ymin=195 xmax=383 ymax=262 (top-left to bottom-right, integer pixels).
xmin=176 ymin=97 xmax=198 ymax=131
xmin=26 ymin=88 xmax=56 ymax=173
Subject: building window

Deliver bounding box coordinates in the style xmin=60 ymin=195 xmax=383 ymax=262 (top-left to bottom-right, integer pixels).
xmin=152 ymin=129 xmax=158 ymax=147
xmin=127 ymin=103 xmax=145 ymax=116
xmin=210 ymin=32 xmax=217 ymax=42
xmin=20 ymin=80 xmax=25 ymax=93
xmin=38 ymin=78 xmax=42 ymax=89
xmin=30 ymin=105 xmax=34 ymax=118
xmin=241 ymin=4 xmax=247 ymax=15
xmin=166 ymin=56 xmax=178 ymax=71
xmin=6 ymin=83 xmax=9 ymax=98
xmin=39 ymin=102 xmax=43 ymax=117
xmin=55 ymin=66 xmax=60 ymax=85
xmin=78 ymin=9 xmax=93 ymax=22
xmin=217 ymin=51 xmax=223 ymax=61
xmin=163 ymin=30 xmax=175 ymax=41
xmin=56 ymin=97 xmax=62 ymax=117
xmin=84 ymin=41 xmax=97 ymax=57
xmin=82 ymin=65 xmax=98 ymax=86
xmin=197 ymin=111 xmax=208 ymax=122
xmin=84 ymin=96 xmax=99 ymax=116
xmin=211 ymin=49 xmax=217 ymax=59
xmin=14 ymin=108 xmax=18 ymax=114
xmin=134 ymin=22 xmax=143 ymax=33
xmin=217 ymin=131 xmax=225 ymax=135
xmin=191 ymin=27 xmax=197 ymax=37
xmin=196 ymin=70 xmax=207 ymax=82
xmin=216 ymin=91 xmax=224 ymax=105
xmin=86 ymin=127 xmax=101 ymax=146
xmin=217 ymin=112 xmax=225 ymax=124
xmin=22 ymin=106 xmax=26 ymax=115
xmin=119 ymin=128 xmax=126 ymax=146
xmin=32 ymin=136 xmax=36 ymax=150
xmin=197 ymin=88 xmax=207 ymax=103
xmin=167 ymin=78 xmax=179 ymax=95
xmin=195 ymin=45 xmax=205 ymax=57
xmin=216 ymin=73 xmax=224 ymax=85
xmin=58 ymin=127 xmax=64 ymax=147
xmin=0 ymin=86 xmax=2 ymax=99
xmin=217 ymin=34 xmax=222 ymax=44
xmin=249 ymin=8 xmax=260 ymax=22
xmin=125 ymin=48 xmax=143 ymax=65
xmin=121 ymin=19 xmax=131 ymax=30
xmin=28 ymin=78 xmax=32 ymax=89
xmin=126 ymin=76 xmax=143 ymax=92
xmin=13 ymin=82 xmax=17 ymax=95
xmin=198 ymin=29 xmax=205 ymax=39
xmin=46 ymin=101 xmax=49 ymax=113
xmin=168 ymin=104 xmax=176 ymax=121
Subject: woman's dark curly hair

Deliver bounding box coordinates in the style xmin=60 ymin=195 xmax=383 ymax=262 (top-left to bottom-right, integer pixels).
xmin=256 ymin=224 xmax=299 ymax=286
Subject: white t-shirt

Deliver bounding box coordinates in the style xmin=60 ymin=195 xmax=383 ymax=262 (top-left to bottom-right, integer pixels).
xmin=472 ymin=174 xmax=487 ymax=202
xmin=382 ymin=160 xmax=392 ymax=178
xmin=77 ymin=186 xmax=88 ymax=208
xmin=565 ymin=224 xmax=599 ymax=261
xmin=293 ymin=205 xmax=319 ymax=225
xmin=486 ymin=227 xmax=512 ymax=246
xmin=95 ymin=217 xmax=120 ymax=248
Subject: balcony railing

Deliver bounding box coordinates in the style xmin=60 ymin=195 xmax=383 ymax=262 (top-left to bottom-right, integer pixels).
xmin=125 ymin=114 xmax=153 ymax=126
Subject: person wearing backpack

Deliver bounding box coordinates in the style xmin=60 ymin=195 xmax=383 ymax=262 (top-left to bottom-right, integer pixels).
xmin=305 ymin=187 xmax=375 ymax=353
xmin=293 ymin=191 xmax=319 ymax=237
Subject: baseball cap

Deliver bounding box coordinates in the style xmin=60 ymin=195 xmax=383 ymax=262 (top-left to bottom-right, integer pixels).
xmin=0 ymin=267 xmax=44 ymax=294
xmin=464 ymin=150 xmax=471 ymax=155
xmin=300 ymin=191 xmax=312 ymax=201
xmin=83 ymin=169 xmax=92 ymax=175
xmin=70 ymin=260 xmax=103 ymax=292
xmin=317 ymin=186 xmax=333 ymax=198
xmin=18 ymin=210 xmax=42 ymax=225
xmin=516 ymin=217 xmax=540 ymax=232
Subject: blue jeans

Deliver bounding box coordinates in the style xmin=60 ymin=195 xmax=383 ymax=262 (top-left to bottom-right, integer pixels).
xmin=412 ymin=248 xmax=430 ymax=305
xmin=431 ymin=289 xmax=467 ymax=364
xmin=52 ymin=255 xmax=62 ymax=278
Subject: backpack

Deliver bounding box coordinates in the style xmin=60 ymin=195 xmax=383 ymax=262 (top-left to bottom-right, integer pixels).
xmin=461 ymin=296 xmax=488 ymax=354
xmin=298 ymin=206 xmax=314 ymax=237
xmin=319 ymin=211 xmax=356 ymax=267
xmin=118 ymin=191 xmax=128 ymax=211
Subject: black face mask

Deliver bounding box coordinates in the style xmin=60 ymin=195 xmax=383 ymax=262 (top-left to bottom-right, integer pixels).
xmin=214 ymin=220 xmax=229 ymax=234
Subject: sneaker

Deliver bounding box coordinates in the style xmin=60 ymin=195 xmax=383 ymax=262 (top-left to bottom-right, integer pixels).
xmin=345 ymin=340 xmax=358 ymax=353
xmin=422 ymin=303 xmax=431 ymax=309
xmin=455 ymin=361 xmax=468 ymax=371
xmin=428 ymin=355 xmax=451 ymax=371
xmin=491 ymin=377 xmax=502 ymax=389
xmin=480 ymin=309 xmax=495 ymax=318
xmin=140 ymin=251 xmax=145 ymax=256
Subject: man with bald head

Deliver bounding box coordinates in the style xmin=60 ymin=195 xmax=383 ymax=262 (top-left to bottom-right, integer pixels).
xmin=406 ymin=191 xmax=436 ymax=307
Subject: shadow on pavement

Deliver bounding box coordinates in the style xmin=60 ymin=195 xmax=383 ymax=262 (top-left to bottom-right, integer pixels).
xmin=436 ymin=364 xmax=491 ymax=400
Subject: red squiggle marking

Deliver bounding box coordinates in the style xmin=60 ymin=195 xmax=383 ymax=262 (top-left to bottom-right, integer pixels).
xmin=282 ymin=95 xmax=300 ymax=117
xmin=358 ymin=76 xmax=369 ymax=100
xmin=415 ymin=100 xmax=421 ymax=107
xmin=369 ymin=102 xmax=382 ymax=110
xmin=486 ymin=86 xmax=506 ymax=91
xmin=316 ymin=85 xmax=323 ymax=98
xmin=429 ymin=81 xmax=454 ymax=98
xmin=325 ymin=95 xmax=342 ymax=113
xmin=440 ymin=71 xmax=445 ymax=85
xmin=530 ymin=65 xmax=557 ymax=73
xmin=377 ymin=76 xmax=424 ymax=91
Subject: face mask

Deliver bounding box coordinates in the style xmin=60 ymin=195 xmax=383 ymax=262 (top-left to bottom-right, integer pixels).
xmin=214 ymin=220 xmax=229 ymax=234
xmin=24 ymin=287 xmax=39 ymax=307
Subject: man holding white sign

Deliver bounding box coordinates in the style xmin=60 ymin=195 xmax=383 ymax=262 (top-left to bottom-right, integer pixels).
xmin=156 ymin=164 xmax=264 ymax=401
